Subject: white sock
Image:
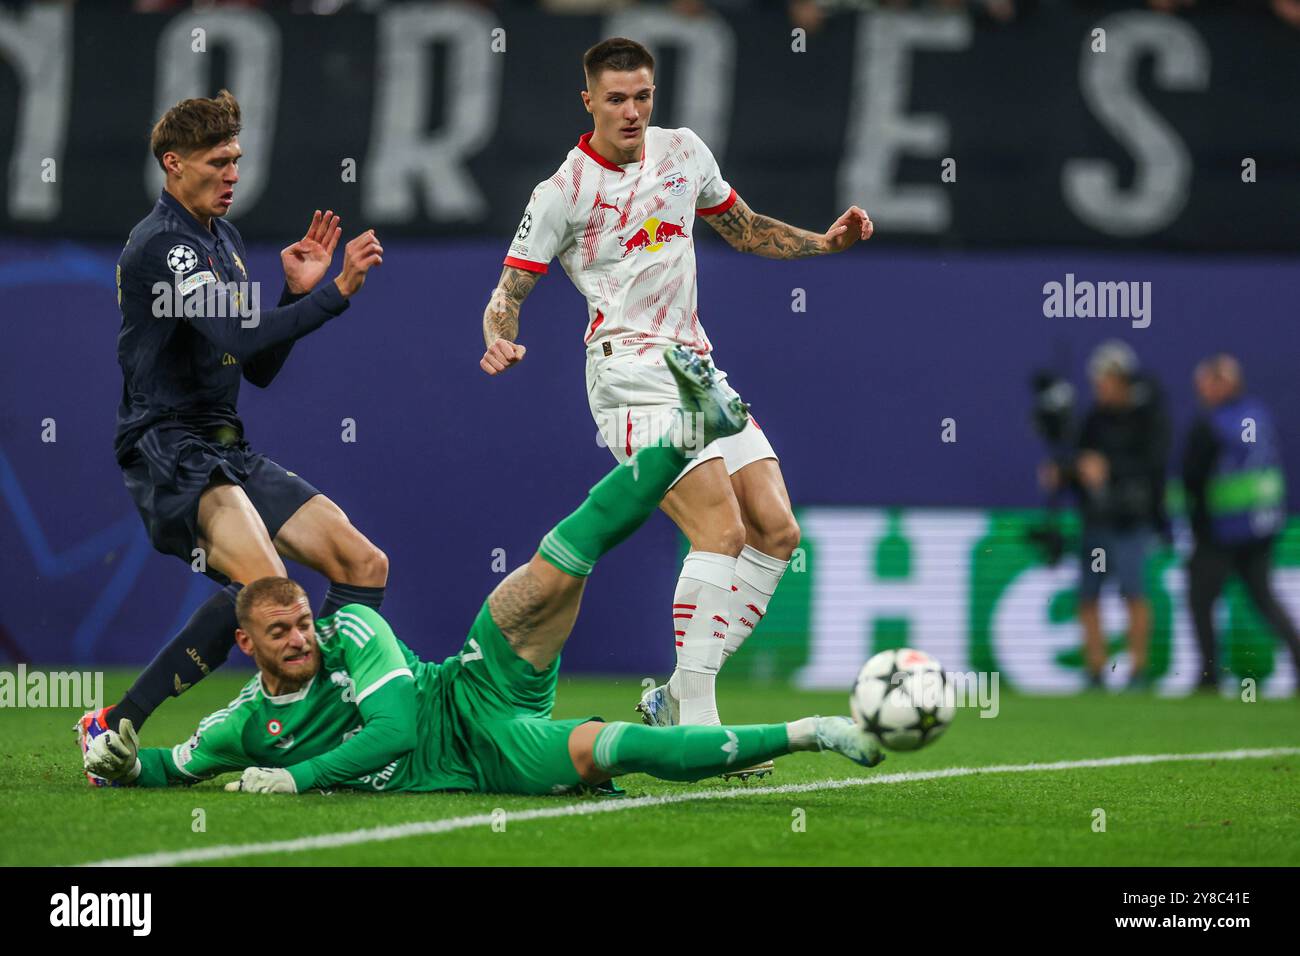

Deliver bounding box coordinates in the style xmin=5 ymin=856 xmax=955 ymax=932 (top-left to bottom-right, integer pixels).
xmin=721 ymin=545 xmax=790 ymax=664
xmin=785 ymin=716 xmax=819 ymax=752
xmin=667 ymin=551 xmax=736 ymax=726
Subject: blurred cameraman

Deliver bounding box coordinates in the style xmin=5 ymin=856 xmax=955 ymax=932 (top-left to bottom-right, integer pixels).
xmin=1182 ymin=354 xmax=1300 ymax=693
xmin=1040 ymin=341 xmax=1170 ymax=690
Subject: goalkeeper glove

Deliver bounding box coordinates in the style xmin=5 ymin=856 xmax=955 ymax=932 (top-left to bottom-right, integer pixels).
xmin=224 ymin=766 xmax=298 ymax=794
xmin=85 ymin=718 xmax=141 ymax=783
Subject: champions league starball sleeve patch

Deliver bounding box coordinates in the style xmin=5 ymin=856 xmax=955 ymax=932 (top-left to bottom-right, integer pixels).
xmin=165 ymin=243 xmax=199 ymax=275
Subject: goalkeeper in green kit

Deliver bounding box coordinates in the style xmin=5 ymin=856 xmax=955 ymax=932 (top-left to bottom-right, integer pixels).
xmin=84 ymin=348 xmax=884 ymax=796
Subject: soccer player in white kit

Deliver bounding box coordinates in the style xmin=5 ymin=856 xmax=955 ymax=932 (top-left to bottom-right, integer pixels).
xmin=479 ymin=38 xmax=873 ymax=775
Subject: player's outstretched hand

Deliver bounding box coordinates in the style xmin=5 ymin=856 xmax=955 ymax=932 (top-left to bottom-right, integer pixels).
xmin=823 ymin=205 xmax=873 ymax=253
xmin=333 ymin=229 xmax=384 ymax=298
xmin=85 ymin=718 xmax=141 ymax=783
xmin=282 ymin=209 xmax=342 ymax=294
xmin=224 ymin=766 xmax=298 ymax=794
xmin=480 ymin=337 xmax=526 ymax=375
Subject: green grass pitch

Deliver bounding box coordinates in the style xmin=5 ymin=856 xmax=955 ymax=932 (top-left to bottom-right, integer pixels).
xmin=2 ymin=671 xmax=1297 ymax=867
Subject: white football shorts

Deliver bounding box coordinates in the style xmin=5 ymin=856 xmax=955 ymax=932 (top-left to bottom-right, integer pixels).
xmin=585 ymin=351 xmax=777 ymax=488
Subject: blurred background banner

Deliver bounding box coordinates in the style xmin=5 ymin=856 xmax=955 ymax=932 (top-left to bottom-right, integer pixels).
xmin=2 ymin=2 xmax=1299 ymax=249
xmin=779 ymin=507 xmax=1300 ymax=696
xmin=2 ymin=2 xmax=1298 ymax=691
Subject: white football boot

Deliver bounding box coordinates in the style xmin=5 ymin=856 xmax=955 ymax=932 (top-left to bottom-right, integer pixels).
xmin=815 ymin=716 xmax=887 ymax=768
xmin=635 ymin=683 xmax=679 ymax=727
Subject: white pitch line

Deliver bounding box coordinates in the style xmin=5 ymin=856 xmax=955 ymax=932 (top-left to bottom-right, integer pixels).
xmin=84 ymin=747 xmax=1300 ymax=867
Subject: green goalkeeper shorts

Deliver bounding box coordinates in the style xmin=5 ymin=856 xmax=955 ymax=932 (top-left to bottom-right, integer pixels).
xmin=452 ymin=600 xmax=595 ymax=796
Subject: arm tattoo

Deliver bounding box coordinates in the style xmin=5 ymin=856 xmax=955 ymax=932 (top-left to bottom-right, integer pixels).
xmin=483 ymin=266 xmax=541 ymax=347
xmin=704 ymin=195 xmax=827 ymax=259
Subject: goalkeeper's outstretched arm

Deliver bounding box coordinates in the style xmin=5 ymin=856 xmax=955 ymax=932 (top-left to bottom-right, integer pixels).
xmin=84 ymin=716 xmax=249 ymax=787
xmin=86 ymin=679 xmax=417 ymax=793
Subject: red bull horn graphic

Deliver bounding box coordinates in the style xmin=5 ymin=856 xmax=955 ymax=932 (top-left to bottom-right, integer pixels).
xmin=619 ymin=217 xmax=689 ymax=258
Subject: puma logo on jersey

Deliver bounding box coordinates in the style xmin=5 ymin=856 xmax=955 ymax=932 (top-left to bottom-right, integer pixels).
xmin=595 ymin=200 xmax=627 ymax=227
xmin=273 ymin=734 xmax=296 ymax=750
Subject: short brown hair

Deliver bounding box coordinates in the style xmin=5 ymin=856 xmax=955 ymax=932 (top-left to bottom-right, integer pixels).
xmin=235 ymin=577 xmax=310 ymax=631
xmin=583 ymin=37 xmax=654 ymax=86
xmin=150 ymin=89 xmax=242 ymax=172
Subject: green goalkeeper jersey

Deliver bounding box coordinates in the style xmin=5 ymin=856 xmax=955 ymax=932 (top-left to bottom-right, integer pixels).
xmin=134 ymin=604 xmax=481 ymax=793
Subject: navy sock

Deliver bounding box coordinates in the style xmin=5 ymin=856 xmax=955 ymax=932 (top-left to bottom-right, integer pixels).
xmin=108 ymin=584 xmax=241 ymax=731
xmin=319 ymin=582 xmax=386 ymax=618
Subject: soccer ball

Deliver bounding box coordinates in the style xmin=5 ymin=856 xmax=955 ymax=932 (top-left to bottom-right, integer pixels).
xmin=850 ymin=648 xmax=955 ymax=752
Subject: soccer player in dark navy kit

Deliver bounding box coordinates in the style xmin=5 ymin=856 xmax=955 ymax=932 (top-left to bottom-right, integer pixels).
xmin=78 ymin=90 xmax=387 ymax=782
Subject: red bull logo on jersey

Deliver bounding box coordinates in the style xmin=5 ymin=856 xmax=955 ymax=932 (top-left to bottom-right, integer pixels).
xmin=619 ymin=216 xmax=689 ymax=258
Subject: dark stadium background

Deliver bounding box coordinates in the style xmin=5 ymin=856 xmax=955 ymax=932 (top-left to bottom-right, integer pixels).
xmin=2 ymin=1 xmax=1297 ymax=687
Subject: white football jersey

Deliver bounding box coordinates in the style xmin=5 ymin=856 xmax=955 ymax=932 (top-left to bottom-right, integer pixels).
xmin=503 ymin=126 xmax=736 ymax=360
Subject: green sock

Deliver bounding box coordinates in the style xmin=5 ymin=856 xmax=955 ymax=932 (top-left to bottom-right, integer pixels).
xmin=591 ymin=721 xmax=791 ymax=782
xmin=538 ymin=444 xmax=687 ymax=577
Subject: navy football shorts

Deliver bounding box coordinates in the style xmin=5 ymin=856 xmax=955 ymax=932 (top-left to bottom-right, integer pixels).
xmin=121 ymin=423 xmax=319 ymax=584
